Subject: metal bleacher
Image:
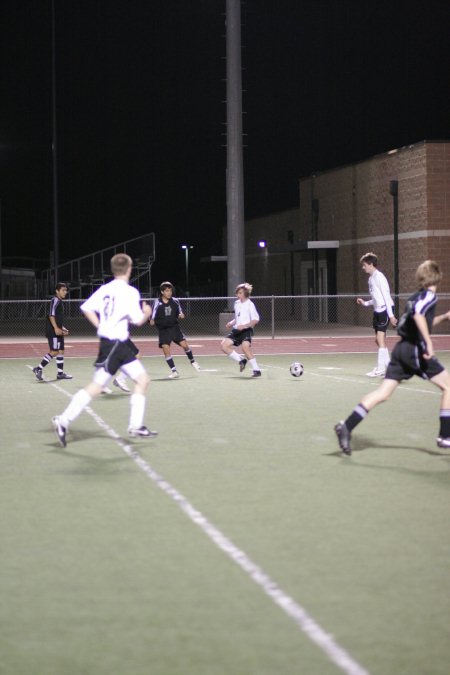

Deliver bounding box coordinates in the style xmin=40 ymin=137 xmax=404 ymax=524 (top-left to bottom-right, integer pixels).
xmin=40 ymin=233 xmax=155 ymax=298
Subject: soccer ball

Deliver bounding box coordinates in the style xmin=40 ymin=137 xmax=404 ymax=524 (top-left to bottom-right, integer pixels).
xmin=290 ymin=362 xmax=304 ymax=377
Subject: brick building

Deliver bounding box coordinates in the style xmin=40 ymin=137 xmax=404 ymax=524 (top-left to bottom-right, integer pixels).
xmin=245 ymin=140 xmax=450 ymax=302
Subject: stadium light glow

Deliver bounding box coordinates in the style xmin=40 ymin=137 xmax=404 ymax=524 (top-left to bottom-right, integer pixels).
xmin=181 ymin=244 xmax=194 ymax=295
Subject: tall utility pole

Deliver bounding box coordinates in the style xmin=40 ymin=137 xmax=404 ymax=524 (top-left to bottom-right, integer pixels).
xmin=0 ymin=198 xmax=2 ymax=299
xmin=389 ymin=180 xmax=399 ymax=316
xmin=226 ymin=0 xmax=245 ymax=298
xmin=51 ymin=0 xmax=59 ymax=280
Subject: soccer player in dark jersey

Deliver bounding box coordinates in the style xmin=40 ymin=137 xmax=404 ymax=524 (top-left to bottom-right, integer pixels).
xmin=335 ymin=260 xmax=450 ymax=455
xmin=33 ymin=282 xmax=73 ymax=381
xmin=150 ymin=281 xmax=200 ymax=378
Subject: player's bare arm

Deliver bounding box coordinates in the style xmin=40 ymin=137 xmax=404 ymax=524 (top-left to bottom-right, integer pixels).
xmin=432 ymin=309 xmax=450 ymax=327
xmin=82 ymin=309 xmax=100 ymax=330
xmin=135 ymin=301 xmax=152 ymax=326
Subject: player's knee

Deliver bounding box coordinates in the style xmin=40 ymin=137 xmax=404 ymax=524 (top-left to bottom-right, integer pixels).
xmin=138 ymin=371 xmax=150 ymax=389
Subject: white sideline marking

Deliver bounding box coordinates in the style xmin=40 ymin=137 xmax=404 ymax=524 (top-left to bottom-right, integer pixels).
xmin=261 ymin=363 xmax=439 ymax=396
xmin=45 ymin=376 xmax=369 ymax=675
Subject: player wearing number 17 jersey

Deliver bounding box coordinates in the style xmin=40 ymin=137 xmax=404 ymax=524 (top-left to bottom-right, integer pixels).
xmin=52 ymin=253 xmax=157 ymax=447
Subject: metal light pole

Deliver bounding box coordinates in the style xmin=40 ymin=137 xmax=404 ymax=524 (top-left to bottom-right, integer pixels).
xmin=226 ymin=0 xmax=245 ymax=298
xmin=181 ymin=245 xmax=193 ymax=295
xmin=0 ymin=198 xmax=2 ymax=299
xmin=51 ymin=0 xmax=59 ymax=281
xmin=389 ymin=180 xmax=399 ymax=316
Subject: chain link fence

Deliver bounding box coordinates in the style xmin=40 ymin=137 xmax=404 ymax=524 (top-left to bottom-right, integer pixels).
xmin=1 ymin=295 xmax=450 ymax=339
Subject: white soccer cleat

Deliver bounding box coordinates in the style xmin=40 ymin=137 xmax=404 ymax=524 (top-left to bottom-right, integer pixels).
xmin=101 ymin=386 xmax=113 ymax=394
xmin=191 ymin=361 xmax=201 ymax=371
xmin=128 ymin=426 xmax=158 ymax=438
xmin=113 ymin=375 xmax=131 ymax=393
xmin=168 ymin=371 xmax=179 ymax=379
xmin=52 ymin=416 xmax=67 ymax=448
xmin=366 ymin=368 xmax=385 ymax=378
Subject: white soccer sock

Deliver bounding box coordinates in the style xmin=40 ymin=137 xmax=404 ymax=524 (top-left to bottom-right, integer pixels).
xmin=228 ymin=351 xmax=243 ymax=363
xmin=115 ymin=371 xmax=127 ymax=384
xmin=60 ymin=389 xmax=92 ymax=428
xmin=129 ymin=393 xmax=146 ymax=430
xmin=381 ymin=347 xmax=390 ymax=369
xmin=249 ymin=358 xmax=259 ymax=370
xmin=377 ymin=348 xmax=384 ymax=371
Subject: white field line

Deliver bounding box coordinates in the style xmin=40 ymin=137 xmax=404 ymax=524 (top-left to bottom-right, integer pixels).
xmin=260 ymin=362 xmax=439 ymax=396
xmin=40 ymin=371 xmax=369 ymax=675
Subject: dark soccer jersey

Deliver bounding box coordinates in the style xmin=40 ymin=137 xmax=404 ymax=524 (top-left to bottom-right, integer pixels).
xmin=396 ymin=288 xmax=437 ymax=347
xmin=151 ymin=297 xmax=182 ymax=328
xmin=45 ymin=296 xmax=64 ymax=337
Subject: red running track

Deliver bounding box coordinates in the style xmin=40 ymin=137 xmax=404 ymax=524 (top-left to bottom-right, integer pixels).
xmin=2 ymin=335 xmax=450 ymax=359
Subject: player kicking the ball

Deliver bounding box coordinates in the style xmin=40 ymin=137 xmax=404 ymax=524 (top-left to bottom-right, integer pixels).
xmin=52 ymin=253 xmax=157 ymax=447
xmin=221 ymin=282 xmax=262 ymax=377
xmin=335 ymin=260 xmax=450 ymax=455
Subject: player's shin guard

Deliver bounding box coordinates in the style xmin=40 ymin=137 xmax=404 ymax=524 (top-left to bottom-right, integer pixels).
xmin=165 ymin=357 xmax=176 ymax=370
xmin=439 ymin=409 xmax=450 ymax=438
xmin=381 ymin=347 xmax=390 ymax=370
xmin=129 ymin=393 xmax=146 ymax=430
xmin=345 ymin=403 xmax=368 ymax=432
xmin=60 ymin=389 xmax=92 ymax=428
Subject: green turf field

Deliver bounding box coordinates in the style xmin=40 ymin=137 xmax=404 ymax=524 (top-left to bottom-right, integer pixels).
xmin=1 ymin=353 xmax=450 ymax=675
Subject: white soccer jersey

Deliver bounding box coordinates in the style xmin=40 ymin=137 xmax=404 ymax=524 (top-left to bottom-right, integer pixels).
xmin=234 ymin=298 xmax=260 ymax=324
xmin=80 ymin=278 xmax=145 ymax=341
xmin=365 ymin=269 xmax=394 ymax=317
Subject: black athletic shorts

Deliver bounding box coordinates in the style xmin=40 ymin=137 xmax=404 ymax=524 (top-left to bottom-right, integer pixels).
xmin=385 ymin=340 xmax=445 ymax=382
xmin=372 ymin=308 xmax=393 ymax=333
xmin=157 ymin=325 xmax=186 ymax=347
xmin=94 ymin=338 xmax=139 ymax=375
xmin=48 ymin=336 xmax=64 ymax=351
xmin=226 ymin=327 xmax=254 ymax=346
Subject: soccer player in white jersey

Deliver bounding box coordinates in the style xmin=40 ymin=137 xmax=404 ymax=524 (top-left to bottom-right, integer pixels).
xmin=220 ymin=282 xmax=262 ymax=377
xmin=52 ymin=253 xmax=157 ymax=447
xmin=357 ymin=252 xmax=398 ymax=377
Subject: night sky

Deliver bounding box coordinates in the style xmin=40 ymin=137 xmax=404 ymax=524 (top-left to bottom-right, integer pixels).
xmin=1 ymin=0 xmax=450 ymax=289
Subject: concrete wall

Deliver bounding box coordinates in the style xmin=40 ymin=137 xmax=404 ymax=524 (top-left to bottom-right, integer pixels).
xmin=244 ymin=141 xmax=450 ymax=297
xmin=299 ymin=140 xmax=450 ymax=294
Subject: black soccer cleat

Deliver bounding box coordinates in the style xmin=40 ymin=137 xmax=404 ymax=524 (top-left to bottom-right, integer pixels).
xmin=436 ymin=436 xmax=450 ymax=449
xmin=128 ymin=426 xmax=158 ymax=438
xmin=334 ymin=421 xmax=352 ymax=455
xmin=251 ymin=370 xmax=262 ymax=377
xmin=57 ymin=372 xmax=73 ymax=380
xmin=239 ymin=358 xmax=247 ymax=372
xmin=33 ymin=366 xmax=43 ymax=381
xmin=52 ymin=416 xmax=67 ymax=448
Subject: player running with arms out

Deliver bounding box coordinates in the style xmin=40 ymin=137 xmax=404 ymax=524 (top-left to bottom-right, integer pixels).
xmin=357 ymin=252 xmax=398 ymax=377
xmin=150 ymin=281 xmax=200 ymax=379
xmin=335 ymin=260 xmax=450 ymax=456
xmin=33 ymin=282 xmax=73 ymax=381
xmin=52 ymin=254 xmax=157 ymax=447
xmin=221 ymin=282 xmax=262 ymax=377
